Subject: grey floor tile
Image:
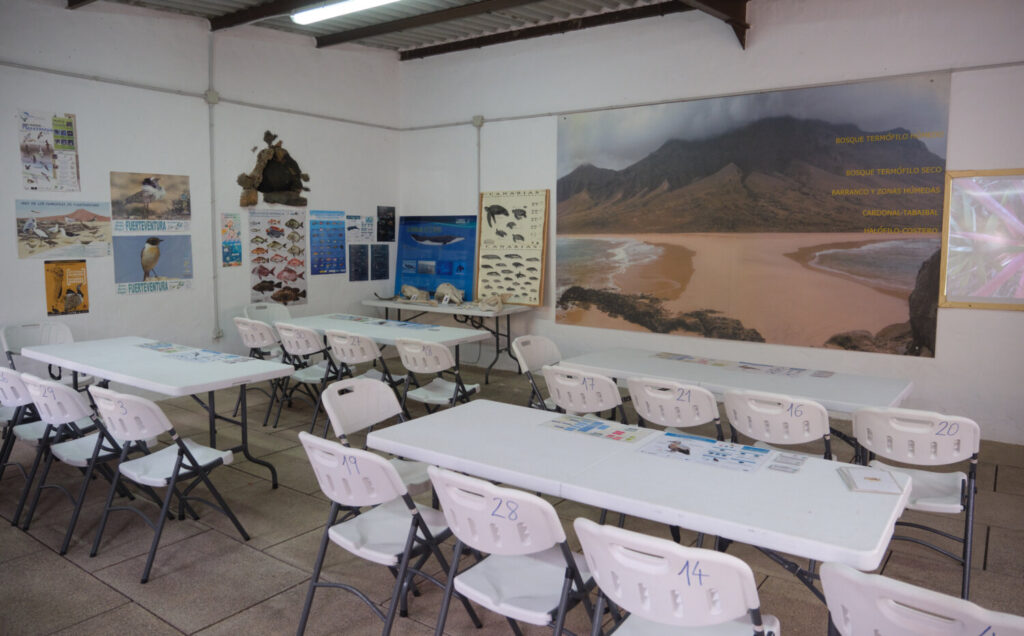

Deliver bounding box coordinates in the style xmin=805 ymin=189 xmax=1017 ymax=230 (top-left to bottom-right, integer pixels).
xmin=50 ymin=602 xmax=184 ymax=636
xmin=233 ymin=445 xmax=322 ymax=495
xmin=0 ymin=520 xmax=47 ymax=564
xmin=755 ymin=574 xmax=829 ymax=635
xmin=193 ymin=480 xmax=327 ymax=550
xmin=997 ymin=465 xmax=1024 ymax=496
xmin=975 ymin=490 xmax=1024 ymax=530
xmin=985 ymin=526 xmax=1024 ymax=577
xmin=883 ymin=551 xmax=1024 ymax=614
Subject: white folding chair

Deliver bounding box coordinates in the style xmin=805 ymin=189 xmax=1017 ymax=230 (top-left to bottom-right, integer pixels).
xmin=852 ymin=406 xmax=981 ymax=599
xmin=18 ymin=374 xmax=122 ymax=555
xmin=724 ymin=389 xmax=833 ymax=459
xmin=296 ymin=433 xmax=481 ymax=636
xmin=428 ymin=465 xmax=594 ymax=635
xmin=320 ymin=378 xmax=429 ymax=494
xmin=574 ymin=517 xmax=780 ymax=636
xmin=243 ymin=302 xmax=291 ymax=332
xmin=1 ymin=322 xmax=94 ymax=392
xmin=232 ymin=316 xmax=287 ymax=424
xmin=627 ymin=376 xmax=725 ymax=440
xmin=324 ymin=329 xmax=404 ymax=389
xmin=541 ymin=364 xmax=627 ymax=423
xmin=511 ymin=335 xmax=562 ymax=410
xmin=0 ymin=367 xmax=36 ymax=487
xmin=88 ymin=385 xmax=248 ymax=583
xmin=821 ymin=561 xmax=1024 ymax=635
xmin=273 ymin=322 xmax=338 ymax=433
xmin=394 ymin=338 xmax=478 ymax=415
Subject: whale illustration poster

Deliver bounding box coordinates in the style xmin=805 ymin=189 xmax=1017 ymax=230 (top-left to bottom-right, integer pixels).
xmin=556 ymin=72 xmax=950 ymax=356
xmin=249 ymin=208 xmax=307 ymax=306
xmin=477 ymin=190 xmax=548 ymax=306
xmin=395 ymin=215 xmax=476 ymax=300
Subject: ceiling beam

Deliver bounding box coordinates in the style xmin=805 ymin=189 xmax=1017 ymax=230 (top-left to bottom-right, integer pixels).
xmin=66 ymin=0 xmax=101 ymax=8
xmin=399 ymin=1 xmax=694 ymax=60
xmin=210 ymin=0 xmax=314 ymax=31
xmin=679 ymin=0 xmax=748 ymax=48
xmin=316 ymin=0 xmax=545 ymax=48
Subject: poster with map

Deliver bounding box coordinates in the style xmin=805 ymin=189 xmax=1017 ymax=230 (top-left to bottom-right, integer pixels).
xmin=16 ymin=200 xmax=111 ymax=259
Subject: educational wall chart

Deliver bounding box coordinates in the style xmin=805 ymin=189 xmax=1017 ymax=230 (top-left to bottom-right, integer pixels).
xmin=44 ymin=259 xmax=89 ymax=316
xmin=346 ymin=214 xmax=374 ymax=242
xmin=395 ymin=215 xmax=477 ymax=299
xmin=310 ymin=209 xmax=346 ymax=275
xmin=476 ymin=190 xmax=548 ymax=306
xmin=15 ymin=200 xmax=111 ymax=259
xmin=18 ymin=110 xmax=80 ymax=192
xmin=556 ymin=73 xmax=950 ymax=356
xmin=371 ymin=243 xmax=389 ymax=280
xmin=220 ymin=212 xmax=241 ymax=267
xmin=349 ymin=244 xmax=368 ymax=281
xmin=249 ymin=208 xmax=307 ymax=305
xmin=377 ymin=206 xmax=395 ymax=242
xmin=110 ymin=171 xmax=192 ymax=294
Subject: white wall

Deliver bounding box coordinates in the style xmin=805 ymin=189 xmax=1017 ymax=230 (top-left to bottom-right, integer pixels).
xmin=397 ymin=0 xmax=1024 ymax=443
xmin=0 ymin=0 xmax=401 ymax=358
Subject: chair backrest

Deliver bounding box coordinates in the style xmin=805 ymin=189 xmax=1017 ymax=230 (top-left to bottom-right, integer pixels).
xmin=724 ymin=389 xmax=830 ymax=447
xmin=233 ymin=317 xmax=279 ymax=351
xmin=20 ymin=373 xmax=93 ymax=425
xmin=275 ymin=322 xmax=325 ymax=358
xmin=428 ymin=465 xmax=565 ymax=556
xmin=89 ymin=385 xmax=173 ymax=442
xmin=627 ymin=377 xmax=718 ymax=429
xmin=1 ymin=322 xmax=76 ymax=376
xmin=243 ymin=302 xmax=291 ymax=325
xmin=0 ymin=367 xmax=34 ymax=407
xmin=820 ymin=561 xmax=1024 ymax=636
xmin=299 ymin=431 xmax=406 ymax=507
xmin=541 ymin=365 xmax=621 ymax=416
xmin=395 ymin=338 xmax=455 ymax=375
xmin=321 ymin=377 xmax=402 ymax=440
xmin=325 ymin=329 xmax=382 ymax=365
xmin=574 ymin=517 xmax=764 ymax=629
xmin=852 ymin=407 xmax=980 ymax=467
xmin=511 ymin=335 xmax=561 ymax=373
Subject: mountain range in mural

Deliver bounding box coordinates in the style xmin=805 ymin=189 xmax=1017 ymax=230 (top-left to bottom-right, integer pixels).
xmin=557 ymin=116 xmax=945 ymax=233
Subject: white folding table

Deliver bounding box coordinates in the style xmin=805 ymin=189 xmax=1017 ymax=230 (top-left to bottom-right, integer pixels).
xmin=368 ymin=400 xmax=911 ymax=603
xmin=286 ymin=312 xmax=491 ymax=349
xmin=21 ymin=336 xmax=293 ymax=487
xmin=362 ymin=299 xmax=533 ymax=383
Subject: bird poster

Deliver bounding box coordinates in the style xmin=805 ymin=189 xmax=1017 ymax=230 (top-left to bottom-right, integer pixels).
xmin=15 ymin=200 xmax=111 ymax=259
xmin=112 ymin=234 xmax=193 ymax=294
xmin=310 ymin=209 xmax=346 ymax=275
xmin=249 ymin=208 xmax=307 ymax=306
xmin=44 ymin=260 xmax=89 ymax=316
xmin=109 ymin=171 xmax=191 ymax=233
xmin=18 ymin=110 xmax=80 ymax=192
xmin=476 ymin=190 xmax=549 ymax=306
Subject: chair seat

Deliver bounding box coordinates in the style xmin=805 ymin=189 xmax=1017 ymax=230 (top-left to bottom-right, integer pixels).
xmin=390 ymin=458 xmax=430 ymax=496
xmin=1 ymin=405 xmax=16 ymax=421
xmin=543 ymin=396 xmax=557 ymax=410
xmin=453 ymin=546 xmax=591 ymax=626
xmin=356 ymin=367 xmax=406 ymax=386
xmin=119 ymin=439 xmax=233 ymax=487
xmin=609 ymin=613 xmax=781 ymax=636
xmin=870 ymin=460 xmax=965 ymax=513
xmin=12 ymin=417 xmax=93 ymax=445
xmin=327 ymin=498 xmax=448 ymax=567
xmin=407 ymin=377 xmax=479 ymax=405
xmin=49 ymin=433 xmax=112 ymax=468
xmin=292 ymin=364 xmax=330 ymax=385
xmin=58 ymin=373 xmax=95 ymax=390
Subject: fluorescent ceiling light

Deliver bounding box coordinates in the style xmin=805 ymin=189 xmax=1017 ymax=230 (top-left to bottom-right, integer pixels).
xmin=291 ymin=0 xmax=400 ymax=24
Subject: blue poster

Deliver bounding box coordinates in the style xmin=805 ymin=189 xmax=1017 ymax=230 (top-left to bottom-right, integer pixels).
xmin=395 ymin=215 xmax=476 ymax=300
xmin=310 ymin=209 xmax=346 ymax=275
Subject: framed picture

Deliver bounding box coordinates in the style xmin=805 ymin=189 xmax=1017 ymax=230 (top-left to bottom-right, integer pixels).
xmin=476 ymin=190 xmax=549 ymax=306
xmin=940 ymin=169 xmax=1024 ymax=310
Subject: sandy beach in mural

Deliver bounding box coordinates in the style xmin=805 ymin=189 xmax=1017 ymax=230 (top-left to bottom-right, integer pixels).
xmin=557 ymin=233 xmax=939 ymax=348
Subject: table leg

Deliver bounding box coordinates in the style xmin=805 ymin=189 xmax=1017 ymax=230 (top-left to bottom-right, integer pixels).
xmin=238 ymin=388 xmax=279 ymax=488
xmin=483 ymin=314 xmax=520 ymax=384
xmin=191 ymin=389 xmax=279 ymax=488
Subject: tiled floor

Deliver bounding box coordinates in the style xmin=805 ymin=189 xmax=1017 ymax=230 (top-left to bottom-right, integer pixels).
xmin=2 ymin=365 xmax=1023 ymax=635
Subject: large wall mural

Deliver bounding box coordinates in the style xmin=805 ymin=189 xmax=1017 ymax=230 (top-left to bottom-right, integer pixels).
xmin=556 ymin=73 xmax=950 ymax=356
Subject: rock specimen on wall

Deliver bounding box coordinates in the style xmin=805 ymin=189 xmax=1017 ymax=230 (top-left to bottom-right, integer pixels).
xmin=237 ymin=131 xmax=310 ymax=207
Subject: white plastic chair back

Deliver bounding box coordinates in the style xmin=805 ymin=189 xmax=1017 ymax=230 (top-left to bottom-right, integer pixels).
xmin=428 ymin=465 xmax=565 ymax=556
xmin=724 ymin=389 xmax=830 ymax=446
xmin=21 ymin=373 xmax=92 ymax=425
xmin=852 ymin=407 xmax=980 ymax=466
xmin=233 ymin=317 xmax=279 ymax=351
xmin=540 ymin=365 xmax=621 ymax=415
xmin=321 ymin=378 xmax=402 ymax=438
xmin=574 ymin=517 xmax=763 ymax=629
xmin=243 ymin=302 xmax=291 ymax=325
xmin=511 ymin=335 xmax=561 ymax=373
xmin=299 ymin=432 xmax=406 ymax=507
xmin=820 ymin=562 xmax=1024 ymax=636
xmin=325 ymin=330 xmax=382 ymax=365
xmin=275 ymin=322 xmax=325 ymax=358
xmin=1 ymin=322 xmax=76 ymax=377
xmin=89 ymin=385 xmax=172 ymax=443
xmin=395 ymin=339 xmax=456 ymax=374
xmin=0 ymin=367 xmax=34 ymax=407
xmin=627 ymin=377 xmax=718 ymax=429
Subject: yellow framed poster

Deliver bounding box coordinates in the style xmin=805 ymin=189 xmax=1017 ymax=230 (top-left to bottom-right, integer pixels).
xmin=476 ymin=189 xmax=549 ymax=306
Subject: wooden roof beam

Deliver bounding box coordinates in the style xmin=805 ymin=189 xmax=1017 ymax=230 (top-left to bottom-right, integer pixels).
xmin=678 ymin=0 xmax=748 ymax=48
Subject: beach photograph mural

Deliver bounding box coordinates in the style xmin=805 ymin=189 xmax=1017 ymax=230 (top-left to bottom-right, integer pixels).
xmin=556 ymin=73 xmax=950 ymax=356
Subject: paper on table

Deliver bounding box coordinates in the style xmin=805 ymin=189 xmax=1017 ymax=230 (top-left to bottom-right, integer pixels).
xmin=837 ymin=466 xmax=903 ymax=494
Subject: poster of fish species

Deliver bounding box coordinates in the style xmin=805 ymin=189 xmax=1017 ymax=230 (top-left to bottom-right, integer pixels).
xmin=44 ymin=260 xmax=89 ymax=315
xmin=19 ymin=110 xmax=80 ymax=192
xmin=376 ymin=206 xmax=395 ymax=242
xmin=395 ymin=215 xmax=476 ymax=300
xmin=349 ymin=244 xmax=369 ymax=281
xmin=310 ymin=209 xmax=346 ymax=275
xmin=346 ymin=214 xmax=374 ymax=242
xmin=476 ymin=190 xmax=548 ymax=306
xmin=250 ymin=208 xmax=307 ymax=306
xmin=16 ymin=200 xmax=111 ymax=259
xmin=221 ymin=212 xmax=241 ymax=267
xmin=371 ymin=243 xmax=389 ymax=280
